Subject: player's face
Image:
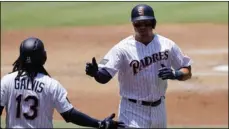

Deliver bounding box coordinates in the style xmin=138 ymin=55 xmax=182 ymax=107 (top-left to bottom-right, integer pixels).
xmin=132 ymin=20 xmax=153 ymax=37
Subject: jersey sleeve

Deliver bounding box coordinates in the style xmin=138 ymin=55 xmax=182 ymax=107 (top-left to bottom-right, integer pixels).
xmin=98 ymin=45 xmax=123 ymax=77
xmin=0 ymin=76 xmax=8 ymax=107
xmin=170 ymin=42 xmax=193 ymax=70
xmin=52 ymin=82 xmax=73 ymax=113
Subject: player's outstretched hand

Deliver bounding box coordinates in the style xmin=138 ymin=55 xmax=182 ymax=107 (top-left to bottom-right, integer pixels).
xmin=158 ymin=64 xmax=176 ymax=80
xmin=85 ymin=57 xmax=98 ymax=77
xmin=98 ymin=113 xmax=127 ymax=129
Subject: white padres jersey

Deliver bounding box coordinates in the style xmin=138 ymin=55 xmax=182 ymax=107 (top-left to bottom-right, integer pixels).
xmin=0 ymin=72 xmax=73 ymax=128
xmin=99 ymin=34 xmax=193 ymax=101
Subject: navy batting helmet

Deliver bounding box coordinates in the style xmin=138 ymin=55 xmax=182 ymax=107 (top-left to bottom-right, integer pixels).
xmin=131 ymin=4 xmax=157 ymax=28
xmin=19 ymin=37 xmax=47 ymax=65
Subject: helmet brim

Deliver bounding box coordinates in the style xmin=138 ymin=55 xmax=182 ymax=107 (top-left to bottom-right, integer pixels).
xmin=131 ymin=16 xmax=155 ymax=22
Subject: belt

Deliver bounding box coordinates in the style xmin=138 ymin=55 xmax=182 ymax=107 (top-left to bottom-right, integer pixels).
xmin=127 ymin=97 xmax=164 ymax=107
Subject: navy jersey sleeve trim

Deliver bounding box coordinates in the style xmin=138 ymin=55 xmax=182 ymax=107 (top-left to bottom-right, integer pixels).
xmin=94 ymin=68 xmax=112 ymax=84
xmin=60 ymin=108 xmax=99 ymax=128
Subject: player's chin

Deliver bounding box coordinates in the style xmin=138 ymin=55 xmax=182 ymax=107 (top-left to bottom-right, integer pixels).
xmin=138 ymin=30 xmax=150 ymax=34
xmin=139 ymin=32 xmax=150 ymax=37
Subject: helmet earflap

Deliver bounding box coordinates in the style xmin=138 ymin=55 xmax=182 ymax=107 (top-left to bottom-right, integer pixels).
xmin=152 ymin=19 xmax=157 ymax=29
xmin=41 ymin=50 xmax=47 ymax=65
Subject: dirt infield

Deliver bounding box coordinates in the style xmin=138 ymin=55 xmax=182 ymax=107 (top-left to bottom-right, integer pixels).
xmin=1 ymin=23 xmax=228 ymax=126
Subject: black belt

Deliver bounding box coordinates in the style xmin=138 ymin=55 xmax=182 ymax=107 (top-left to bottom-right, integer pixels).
xmin=128 ymin=97 xmax=163 ymax=107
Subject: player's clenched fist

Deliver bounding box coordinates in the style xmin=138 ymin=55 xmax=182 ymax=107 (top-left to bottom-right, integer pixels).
xmin=86 ymin=57 xmax=98 ymax=77
xmin=158 ymin=64 xmax=183 ymax=80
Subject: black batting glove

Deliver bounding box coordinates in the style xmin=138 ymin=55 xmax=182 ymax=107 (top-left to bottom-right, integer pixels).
xmin=98 ymin=113 xmax=126 ymax=129
xmin=158 ymin=64 xmax=183 ymax=80
xmin=85 ymin=57 xmax=98 ymax=77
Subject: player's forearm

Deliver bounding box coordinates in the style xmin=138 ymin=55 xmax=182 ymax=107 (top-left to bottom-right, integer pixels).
xmin=61 ymin=108 xmax=99 ymax=128
xmin=176 ymin=66 xmax=192 ymax=81
xmin=94 ymin=68 xmax=112 ymax=84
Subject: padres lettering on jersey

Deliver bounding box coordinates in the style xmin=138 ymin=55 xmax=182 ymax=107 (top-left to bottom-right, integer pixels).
xmin=0 ymin=72 xmax=73 ymax=128
xmin=98 ymin=34 xmax=193 ymax=101
xmin=130 ymin=50 xmax=169 ymax=75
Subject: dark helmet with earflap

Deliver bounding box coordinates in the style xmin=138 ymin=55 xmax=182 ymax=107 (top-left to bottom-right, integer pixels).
xmin=131 ymin=4 xmax=157 ymax=29
xmin=19 ymin=37 xmax=47 ymax=66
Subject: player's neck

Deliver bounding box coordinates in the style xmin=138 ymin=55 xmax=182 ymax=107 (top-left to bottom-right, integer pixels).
xmin=135 ymin=34 xmax=154 ymax=45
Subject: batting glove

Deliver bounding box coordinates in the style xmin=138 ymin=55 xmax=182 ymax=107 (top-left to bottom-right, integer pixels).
xmin=98 ymin=113 xmax=126 ymax=129
xmin=85 ymin=57 xmax=98 ymax=77
xmin=158 ymin=64 xmax=183 ymax=80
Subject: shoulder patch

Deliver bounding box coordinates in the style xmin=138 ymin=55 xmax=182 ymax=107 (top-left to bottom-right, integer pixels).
xmin=99 ymin=59 xmax=109 ymax=65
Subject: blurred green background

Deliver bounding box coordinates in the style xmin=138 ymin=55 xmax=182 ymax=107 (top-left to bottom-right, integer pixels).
xmin=1 ymin=2 xmax=228 ymax=30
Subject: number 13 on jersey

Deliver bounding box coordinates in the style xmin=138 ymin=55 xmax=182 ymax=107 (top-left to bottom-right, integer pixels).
xmin=16 ymin=94 xmax=39 ymax=120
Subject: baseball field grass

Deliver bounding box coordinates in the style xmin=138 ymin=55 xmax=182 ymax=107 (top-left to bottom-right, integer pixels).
xmin=1 ymin=2 xmax=228 ymax=30
xmin=0 ymin=119 xmax=82 ymax=128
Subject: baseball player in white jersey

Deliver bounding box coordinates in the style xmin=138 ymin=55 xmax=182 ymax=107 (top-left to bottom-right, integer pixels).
xmin=0 ymin=37 xmax=125 ymax=129
xmin=85 ymin=4 xmax=193 ymax=128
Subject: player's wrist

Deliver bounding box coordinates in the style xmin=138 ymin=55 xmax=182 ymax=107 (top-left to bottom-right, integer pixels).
xmin=174 ymin=70 xmax=184 ymax=80
xmin=92 ymin=70 xmax=98 ymax=77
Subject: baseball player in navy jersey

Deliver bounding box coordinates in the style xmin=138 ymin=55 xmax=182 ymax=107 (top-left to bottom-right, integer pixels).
xmin=0 ymin=37 xmax=125 ymax=129
xmin=85 ymin=4 xmax=193 ymax=128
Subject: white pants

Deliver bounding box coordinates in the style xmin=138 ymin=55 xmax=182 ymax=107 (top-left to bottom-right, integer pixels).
xmin=118 ymin=97 xmax=167 ymax=128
